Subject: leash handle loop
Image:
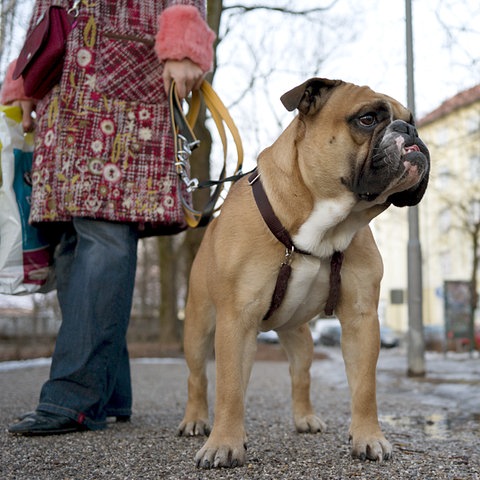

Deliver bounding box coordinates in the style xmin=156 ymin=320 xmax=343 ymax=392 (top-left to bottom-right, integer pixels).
xmin=68 ymin=0 xmax=81 ymax=17
xmin=170 ymin=80 xmax=244 ymax=228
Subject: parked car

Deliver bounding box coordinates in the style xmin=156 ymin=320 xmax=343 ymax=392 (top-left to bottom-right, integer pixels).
xmin=423 ymin=324 xmax=446 ymax=351
xmin=380 ymin=326 xmax=400 ymax=348
xmin=316 ymin=321 xmax=400 ymax=348
xmin=258 ymin=320 xmax=400 ymax=348
xmin=319 ymin=324 xmax=342 ymax=346
xmin=257 ymin=330 xmax=279 ymax=343
xmin=310 ymin=318 xmax=340 ymax=345
xmin=457 ymin=328 xmax=480 ymax=350
xmin=257 ymin=321 xmax=325 ymax=345
xmin=310 ymin=324 xmax=322 ymax=345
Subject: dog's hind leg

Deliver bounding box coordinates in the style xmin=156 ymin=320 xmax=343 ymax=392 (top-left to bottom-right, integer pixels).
xmin=278 ymin=324 xmax=327 ymax=433
xmin=177 ymin=296 xmax=215 ymax=437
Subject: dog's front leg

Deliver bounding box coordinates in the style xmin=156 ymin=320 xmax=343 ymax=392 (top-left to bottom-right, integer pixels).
xmin=195 ymin=318 xmax=257 ymax=469
xmin=339 ymin=310 xmax=392 ymax=462
xmin=278 ymin=324 xmax=326 ymax=433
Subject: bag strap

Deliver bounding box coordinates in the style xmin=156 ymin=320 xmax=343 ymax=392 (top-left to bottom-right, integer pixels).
xmin=169 ymin=80 xmax=244 ymax=228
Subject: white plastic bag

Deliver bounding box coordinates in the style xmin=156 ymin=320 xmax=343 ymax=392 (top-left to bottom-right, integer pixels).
xmin=0 ymin=105 xmax=55 ymax=294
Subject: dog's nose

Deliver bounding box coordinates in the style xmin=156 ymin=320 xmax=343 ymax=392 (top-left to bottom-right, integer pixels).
xmin=390 ymin=119 xmax=418 ymax=138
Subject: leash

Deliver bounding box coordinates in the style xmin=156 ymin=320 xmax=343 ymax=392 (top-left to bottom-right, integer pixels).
xmin=169 ymin=80 xmax=245 ymax=228
xmin=248 ymin=169 xmax=343 ymax=319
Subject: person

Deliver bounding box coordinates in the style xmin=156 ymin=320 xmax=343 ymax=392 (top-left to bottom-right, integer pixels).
xmin=1 ymin=0 xmax=215 ymax=435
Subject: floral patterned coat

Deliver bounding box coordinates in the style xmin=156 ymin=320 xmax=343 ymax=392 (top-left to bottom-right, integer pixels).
xmin=22 ymin=0 xmax=214 ymax=232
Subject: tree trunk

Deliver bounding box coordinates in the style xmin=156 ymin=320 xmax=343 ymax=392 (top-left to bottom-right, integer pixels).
xmin=207 ymin=0 xmax=223 ymax=75
xmin=158 ymin=236 xmax=180 ymax=346
xmin=180 ymin=0 xmax=221 ymax=269
xmin=469 ymin=225 xmax=479 ymax=351
xmin=0 ymin=0 xmax=17 ymax=70
xmin=156 ymin=0 xmax=221 ymax=347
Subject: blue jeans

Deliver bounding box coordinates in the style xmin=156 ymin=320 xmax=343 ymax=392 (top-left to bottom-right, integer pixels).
xmin=37 ymin=218 xmax=138 ymax=430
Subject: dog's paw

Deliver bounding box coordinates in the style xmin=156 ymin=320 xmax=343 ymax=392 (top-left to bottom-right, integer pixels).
xmin=350 ymin=431 xmax=392 ymax=462
xmin=295 ymin=414 xmax=327 ymax=434
xmin=195 ymin=438 xmax=247 ymax=469
xmin=177 ymin=418 xmax=211 ymax=437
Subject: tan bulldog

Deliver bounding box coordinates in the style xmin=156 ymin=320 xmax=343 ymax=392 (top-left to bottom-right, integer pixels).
xmin=177 ymin=78 xmax=430 ymax=468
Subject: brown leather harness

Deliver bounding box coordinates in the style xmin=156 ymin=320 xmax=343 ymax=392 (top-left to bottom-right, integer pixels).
xmin=248 ymin=170 xmax=344 ymax=320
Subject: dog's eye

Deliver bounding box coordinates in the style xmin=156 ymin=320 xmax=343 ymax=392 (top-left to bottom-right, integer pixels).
xmin=359 ymin=114 xmax=377 ymax=127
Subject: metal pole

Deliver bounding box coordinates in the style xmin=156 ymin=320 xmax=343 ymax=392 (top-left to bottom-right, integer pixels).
xmin=405 ymin=0 xmax=425 ymax=377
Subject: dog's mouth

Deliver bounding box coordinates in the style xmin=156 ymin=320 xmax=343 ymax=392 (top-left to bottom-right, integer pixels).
xmin=396 ymin=140 xmax=427 ymax=184
xmin=351 ymin=121 xmax=430 ymax=205
xmin=403 ymin=144 xmax=420 ymax=155
xmin=398 ymin=143 xmax=422 ymax=182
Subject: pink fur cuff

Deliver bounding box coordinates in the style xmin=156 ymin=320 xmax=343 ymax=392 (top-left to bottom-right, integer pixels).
xmin=155 ymin=5 xmax=216 ymax=72
xmin=0 ymin=60 xmax=30 ymax=104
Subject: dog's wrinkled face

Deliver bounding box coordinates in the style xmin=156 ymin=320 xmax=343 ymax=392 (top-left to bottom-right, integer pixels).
xmin=374 ymin=119 xmax=430 ymax=206
xmin=281 ymin=78 xmax=430 ymax=207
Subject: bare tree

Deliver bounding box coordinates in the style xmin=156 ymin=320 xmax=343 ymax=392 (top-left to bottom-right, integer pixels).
xmin=0 ymin=0 xmax=32 ymax=76
xmin=434 ymin=0 xmax=480 ymax=99
xmin=421 ymin=0 xmax=480 ymax=348
xmin=0 ymin=0 xmax=361 ymax=351
xmin=435 ymin=0 xmax=480 ymax=67
xmin=0 ymin=0 xmax=18 ymax=74
xmin=438 ymin=182 xmax=480 ymax=351
xmin=155 ymin=0 xmax=361 ymax=348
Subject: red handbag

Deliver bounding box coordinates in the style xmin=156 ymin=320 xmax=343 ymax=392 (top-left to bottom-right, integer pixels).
xmin=12 ymin=6 xmax=77 ymax=99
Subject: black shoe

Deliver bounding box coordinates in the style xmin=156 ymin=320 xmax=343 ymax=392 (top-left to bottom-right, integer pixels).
xmin=19 ymin=411 xmax=129 ymax=423
xmin=115 ymin=415 xmax=131 ymax=423
xmin=17 ymin=411 xmax=35 ymax=421
xmin=8 ymin=411 xmax=87 ymax=436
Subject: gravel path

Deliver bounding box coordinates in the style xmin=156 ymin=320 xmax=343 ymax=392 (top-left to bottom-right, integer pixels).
xmin=1 ymin=348 xmax=479 ymax=479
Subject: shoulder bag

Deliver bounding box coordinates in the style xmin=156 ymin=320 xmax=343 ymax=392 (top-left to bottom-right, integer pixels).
xmin=12 ymin=0 xmax=81 ymax=99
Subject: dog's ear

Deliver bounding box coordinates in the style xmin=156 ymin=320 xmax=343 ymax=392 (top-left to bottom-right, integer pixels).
xmin=280 ymin=78 xmax=343 ymax=115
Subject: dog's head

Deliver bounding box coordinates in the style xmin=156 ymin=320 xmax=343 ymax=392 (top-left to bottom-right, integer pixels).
xmin=281 ymin=78 xmax=430 ymax=207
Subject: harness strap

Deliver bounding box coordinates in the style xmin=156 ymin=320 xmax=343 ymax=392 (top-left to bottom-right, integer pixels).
xmin=249 ymin=170 xmax=310 ymax=255
xmin=248 ymin=169 xmax=343 ymax=320
xmin=324 ymin=251 xmax=344 ymax=316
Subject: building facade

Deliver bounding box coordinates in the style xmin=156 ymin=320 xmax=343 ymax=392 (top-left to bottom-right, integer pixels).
xmin=373 ymin=84 xmax=480 ymax=334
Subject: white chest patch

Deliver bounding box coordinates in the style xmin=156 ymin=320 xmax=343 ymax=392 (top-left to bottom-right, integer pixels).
xmin=269 ymin=255 xmax=329 ymax=329
xmin=293 ymin=196 xmax=358 ymax=258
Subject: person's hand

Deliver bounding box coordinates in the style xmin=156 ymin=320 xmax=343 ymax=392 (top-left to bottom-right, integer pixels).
xmin=10 ymin=99 xmax=35 ymax=132
xmin=163 ymin=58 xmax=205 ymax=99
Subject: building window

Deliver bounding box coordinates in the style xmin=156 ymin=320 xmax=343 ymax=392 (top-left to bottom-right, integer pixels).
xmin=390 ymin=289 xmax=404 ymax=304
xmin=437 ymin=126 xmax=449 ymax=147
xmin=466 ymin=114 xmax=479 ymax=134
xmin=437 ymin=166 xmax=450 ymax=188
xmin=469 ymin=155 xmax=480 ymax=181
xmin=439 ymin=208 xmax=451 ymax=233
xmin=470 ymin=199 xmax=480 ymax=225
xmin=440 ymin=251 xmax=452 ymax=277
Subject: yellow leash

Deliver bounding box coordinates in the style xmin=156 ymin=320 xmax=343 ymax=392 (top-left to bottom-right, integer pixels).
xmin=169 ymin=80 xmax=244 ymax=228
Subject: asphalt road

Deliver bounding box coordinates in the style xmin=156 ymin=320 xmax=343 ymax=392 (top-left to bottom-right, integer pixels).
xmin=1 ymin=347 xmax=479 ymax=479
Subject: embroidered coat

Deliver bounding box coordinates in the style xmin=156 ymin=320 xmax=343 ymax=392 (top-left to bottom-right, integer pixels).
xmin=16 ymin=1 xmax=214 ymax=232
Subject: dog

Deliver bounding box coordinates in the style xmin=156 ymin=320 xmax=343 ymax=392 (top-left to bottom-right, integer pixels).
xmin=177 ymin=78 xmax=430 ymax=468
